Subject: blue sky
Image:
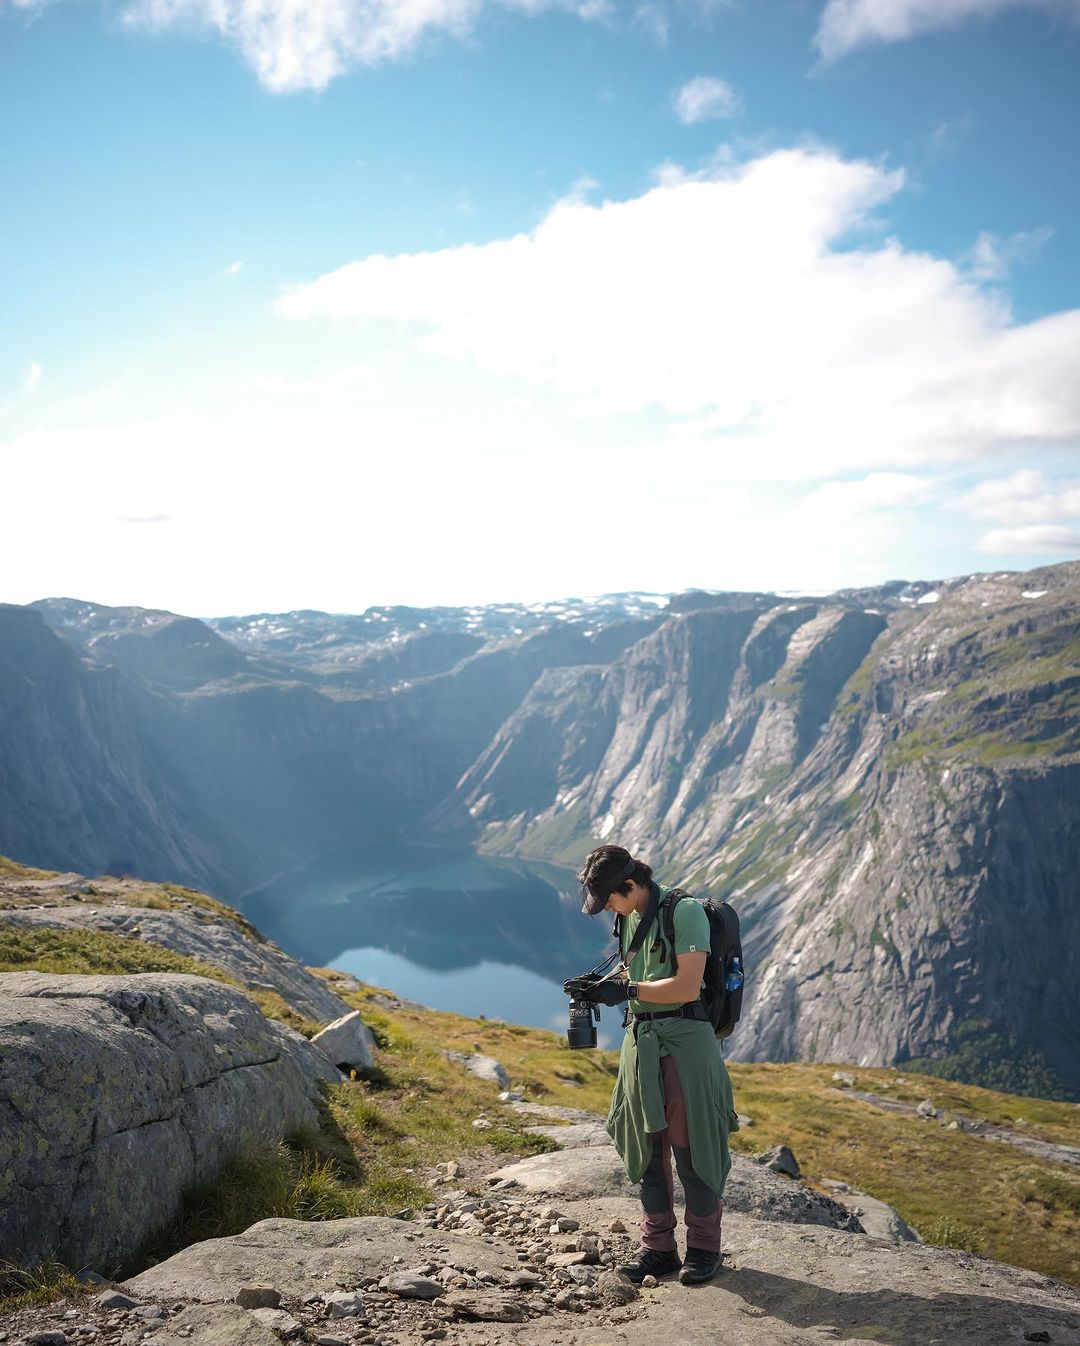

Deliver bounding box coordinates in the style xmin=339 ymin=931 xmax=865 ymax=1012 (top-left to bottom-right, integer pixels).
xmin=2 ymin=0 xmax=1078 ymax=615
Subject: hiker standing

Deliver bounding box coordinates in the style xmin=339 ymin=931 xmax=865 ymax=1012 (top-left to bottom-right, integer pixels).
xmin=564 ymin=844 xmax=739 ymax=1286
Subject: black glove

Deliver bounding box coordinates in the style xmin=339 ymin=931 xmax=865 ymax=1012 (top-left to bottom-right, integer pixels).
xmin=563 ymin=976 xmax=629 ymax=1007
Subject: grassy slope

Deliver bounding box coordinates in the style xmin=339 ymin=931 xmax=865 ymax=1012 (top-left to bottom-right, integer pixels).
xmin=2 ymin=856 xmax=1078 ymax=1290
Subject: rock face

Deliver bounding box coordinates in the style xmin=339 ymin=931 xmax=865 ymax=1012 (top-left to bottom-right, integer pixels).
xmin=0 ymin=972 xmax=340 ymax=1271
xmin=447 ymin=564 xmax=1080 ymax=1096
xmin=0 ymin=891 xmax=349 ymax=1024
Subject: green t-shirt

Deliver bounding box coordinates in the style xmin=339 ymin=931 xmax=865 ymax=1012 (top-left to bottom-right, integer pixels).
xmin=621 ymin=884 xmax=710 ymax=1014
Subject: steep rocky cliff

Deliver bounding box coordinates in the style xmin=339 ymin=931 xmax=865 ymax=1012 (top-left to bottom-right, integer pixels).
xmin=447 ymin=564 xmax=1080 ymax=1095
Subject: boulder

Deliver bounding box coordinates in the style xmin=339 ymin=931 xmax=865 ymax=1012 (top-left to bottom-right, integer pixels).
xmin=755 ymin=1144 xmax=801 ymax=1177
xmin=724 ymin=1155 xmax=863 ymax=1232
xmin=310 ymin=1011 xmax=377 ymax=1073
xmin=0 ymin=972 xmax=339 ymax=1270
xmin=818 ymin=1179 xmax=922 ymax=1242
xmin=446 ymin=1051 xmax=510 ymax=1090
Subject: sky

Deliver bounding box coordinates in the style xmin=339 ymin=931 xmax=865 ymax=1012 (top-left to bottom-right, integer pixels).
xmin=1 ymin=0 xmax=1079 ymax=616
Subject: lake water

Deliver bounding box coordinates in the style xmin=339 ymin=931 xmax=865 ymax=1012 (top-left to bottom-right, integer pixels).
xmin=241 ymin=843 xmax=621 ymax=1043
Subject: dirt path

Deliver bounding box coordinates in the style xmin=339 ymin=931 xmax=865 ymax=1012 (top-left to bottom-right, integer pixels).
xmin=839 ymin=1088 xmax=1080 ymax=1168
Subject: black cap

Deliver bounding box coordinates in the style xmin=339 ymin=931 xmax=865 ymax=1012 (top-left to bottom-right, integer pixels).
xmin=580 ymin=857 xmax=636 ymax=916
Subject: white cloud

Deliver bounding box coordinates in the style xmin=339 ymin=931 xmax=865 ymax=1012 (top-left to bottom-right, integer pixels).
xmin=815 ymin=0 xmax=1080 ymax=62
xmin=224 ymin=260 xmax=244 ymax=275
xmin=965 ymin=226 xmax=1053 ymax=282
xmin=958 ymin=469 xmax=1080 ymax=554
xmin=672 ymin=74 xmax=739 ymax=124
xmin=120 ymin=0 xmax=612 ymax=92
xmin=801 ymin=472 xmax=936 ymax=519
xmin=276 ymin=146 xmax=1080 ymax=480
xmin=25 ymin=361 xmax=42 ymax=394
xmin=974 ymin=523 xmax=1080 ymax=554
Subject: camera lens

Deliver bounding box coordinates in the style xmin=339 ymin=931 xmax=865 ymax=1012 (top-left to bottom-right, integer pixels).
xmin=566 ymin=998 xmax=598 ymax=1050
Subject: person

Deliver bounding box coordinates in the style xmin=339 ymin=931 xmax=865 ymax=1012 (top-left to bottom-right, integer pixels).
xmin=564 ymin=844 xmax=738 ymax=1286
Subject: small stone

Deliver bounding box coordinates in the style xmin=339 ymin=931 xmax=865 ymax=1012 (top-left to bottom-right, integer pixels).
xmin=556 ymin=1218 xmax=580 ymax=1232
xmin=96 ymin=1294 xmax=139 ymax=1312
xmin=640 ymin=1275 xmax=658 ymax=1288
xmin=133 ymin=1310 xmax=166 ymax=1323
xmin=472 ymin=1118 xmax=493 ymax=1131
xmin=1022 ymin=1334 xmax=1051 ymax=1343
xmin=508 ymin=1272 xmax=543 ymax=1289
xmin=25 ymin=1334 xmax=69 ymax=1346
xmin=607 ymin=1219 xmax=627 ymax=1234
xmin=315 ymin=1337 xmax=349 ymax=1345
xmin=324 ymin=1292 xmax=366 ymax=1319
xmin=380 ymin=1273 xmax=444 ymax=1301
xmin=75 ymin=1271 xmax=109 ymax=1287
xmin=547 ymin=1252 xmax=591 ymax=1268
xmin=235 ymin=1287 xmax=281 ymax=1310
xmin=831 ymin=1071 xmax=855 ymax=1087
xmin=441 ymin=1291 xmax=527 ymax=1323
xmin=595 ymin=1271 xmax=638 ymax=1306
xmin=916 ymin=1098 xmax=938 ymax=1119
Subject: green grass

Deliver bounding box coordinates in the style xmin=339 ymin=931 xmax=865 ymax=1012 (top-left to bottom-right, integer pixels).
xmin=0 ymin=857 xmax=57 ymax=880
xmin=726 ymin=1060 xmax=1080 ymax=1285
xmin=0 ymin=1260 xmax=90 ymax=1314
xmin=0 ymin=924 xmax=243 ymax=983
xmin=0 ymin=926 xmax=322 ymax=1037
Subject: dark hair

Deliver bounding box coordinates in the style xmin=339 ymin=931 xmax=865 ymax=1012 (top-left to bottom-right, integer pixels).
xmin=578 ymin=845 xmax=653 ymax=900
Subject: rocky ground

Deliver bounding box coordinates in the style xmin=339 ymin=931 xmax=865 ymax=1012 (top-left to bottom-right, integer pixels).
xmin=4 ymin=1100 xmax=1079 ymax=1346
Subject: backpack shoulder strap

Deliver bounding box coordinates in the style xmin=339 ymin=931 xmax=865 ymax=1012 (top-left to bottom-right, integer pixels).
xmin=662 ymin=887 xmax=688 ymax=947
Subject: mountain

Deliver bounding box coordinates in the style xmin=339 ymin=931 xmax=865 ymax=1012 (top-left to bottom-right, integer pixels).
xmin=3 ymin=564 xmax=1078 ymax=1095
xmin=444 ymin=563 xmax=1080 ymax=1097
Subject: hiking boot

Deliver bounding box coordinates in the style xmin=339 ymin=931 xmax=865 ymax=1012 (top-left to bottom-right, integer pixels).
xmin=616 ymin=1248 xmax=682 ymax=1284
xmin=678 ymin=1247 xmax=722 ymax=1285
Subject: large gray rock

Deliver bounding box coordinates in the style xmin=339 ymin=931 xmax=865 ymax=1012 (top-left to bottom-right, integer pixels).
xmin=723 ymin=1154 xmax=863 ymax=1232
xmin=0 ymin=972 xmax=340 ymax=1271
xmin=0 ymin=901 xmax=348 ymax=1024
xmin=310 ymin=1011 xmax=376 ymax=1073
xmin=819 ymin=1178 xmax=922 ymax=1242
xmin=446 ymin=1051 xmax=509 ymax=1090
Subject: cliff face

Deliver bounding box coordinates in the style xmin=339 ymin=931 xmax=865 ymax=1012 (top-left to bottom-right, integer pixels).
xmin=449 ymin=565 xmax=1080 ymax=1094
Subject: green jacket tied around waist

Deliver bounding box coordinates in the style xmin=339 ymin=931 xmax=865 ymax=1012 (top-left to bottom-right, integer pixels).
xmin=605 ymin=1014 xmax=739 ymax=1194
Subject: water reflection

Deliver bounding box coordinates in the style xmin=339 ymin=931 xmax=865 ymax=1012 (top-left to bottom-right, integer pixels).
xmin=241 ymin=842 xmax=617 ymax=1036
xmin=326 ymin=947 xmax=620 ymax=1048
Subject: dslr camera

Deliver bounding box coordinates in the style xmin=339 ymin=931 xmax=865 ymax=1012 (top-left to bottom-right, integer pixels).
xmin=564 ymin=972 xmax=603 ymax=1050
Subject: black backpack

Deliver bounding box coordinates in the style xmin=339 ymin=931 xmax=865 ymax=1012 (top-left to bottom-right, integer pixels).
xmin=615 ymin=886 xmax=745 ymax=1040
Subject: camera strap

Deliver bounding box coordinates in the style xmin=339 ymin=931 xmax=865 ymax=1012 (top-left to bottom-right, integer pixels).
xmin=618 ymin=880 xmax=662 ymax=974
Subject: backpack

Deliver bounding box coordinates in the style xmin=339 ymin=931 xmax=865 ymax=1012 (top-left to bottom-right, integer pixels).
xmin=615 ymin=886 xmax=745 ymax=1040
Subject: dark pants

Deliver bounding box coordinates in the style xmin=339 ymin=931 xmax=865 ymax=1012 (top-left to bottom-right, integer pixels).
xmin=639 ymin=1053 xmax=724 ymax=1254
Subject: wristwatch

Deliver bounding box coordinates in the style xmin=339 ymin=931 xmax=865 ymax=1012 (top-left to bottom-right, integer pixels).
xmin=627 ymin=982 xmax=640 ymax=1000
